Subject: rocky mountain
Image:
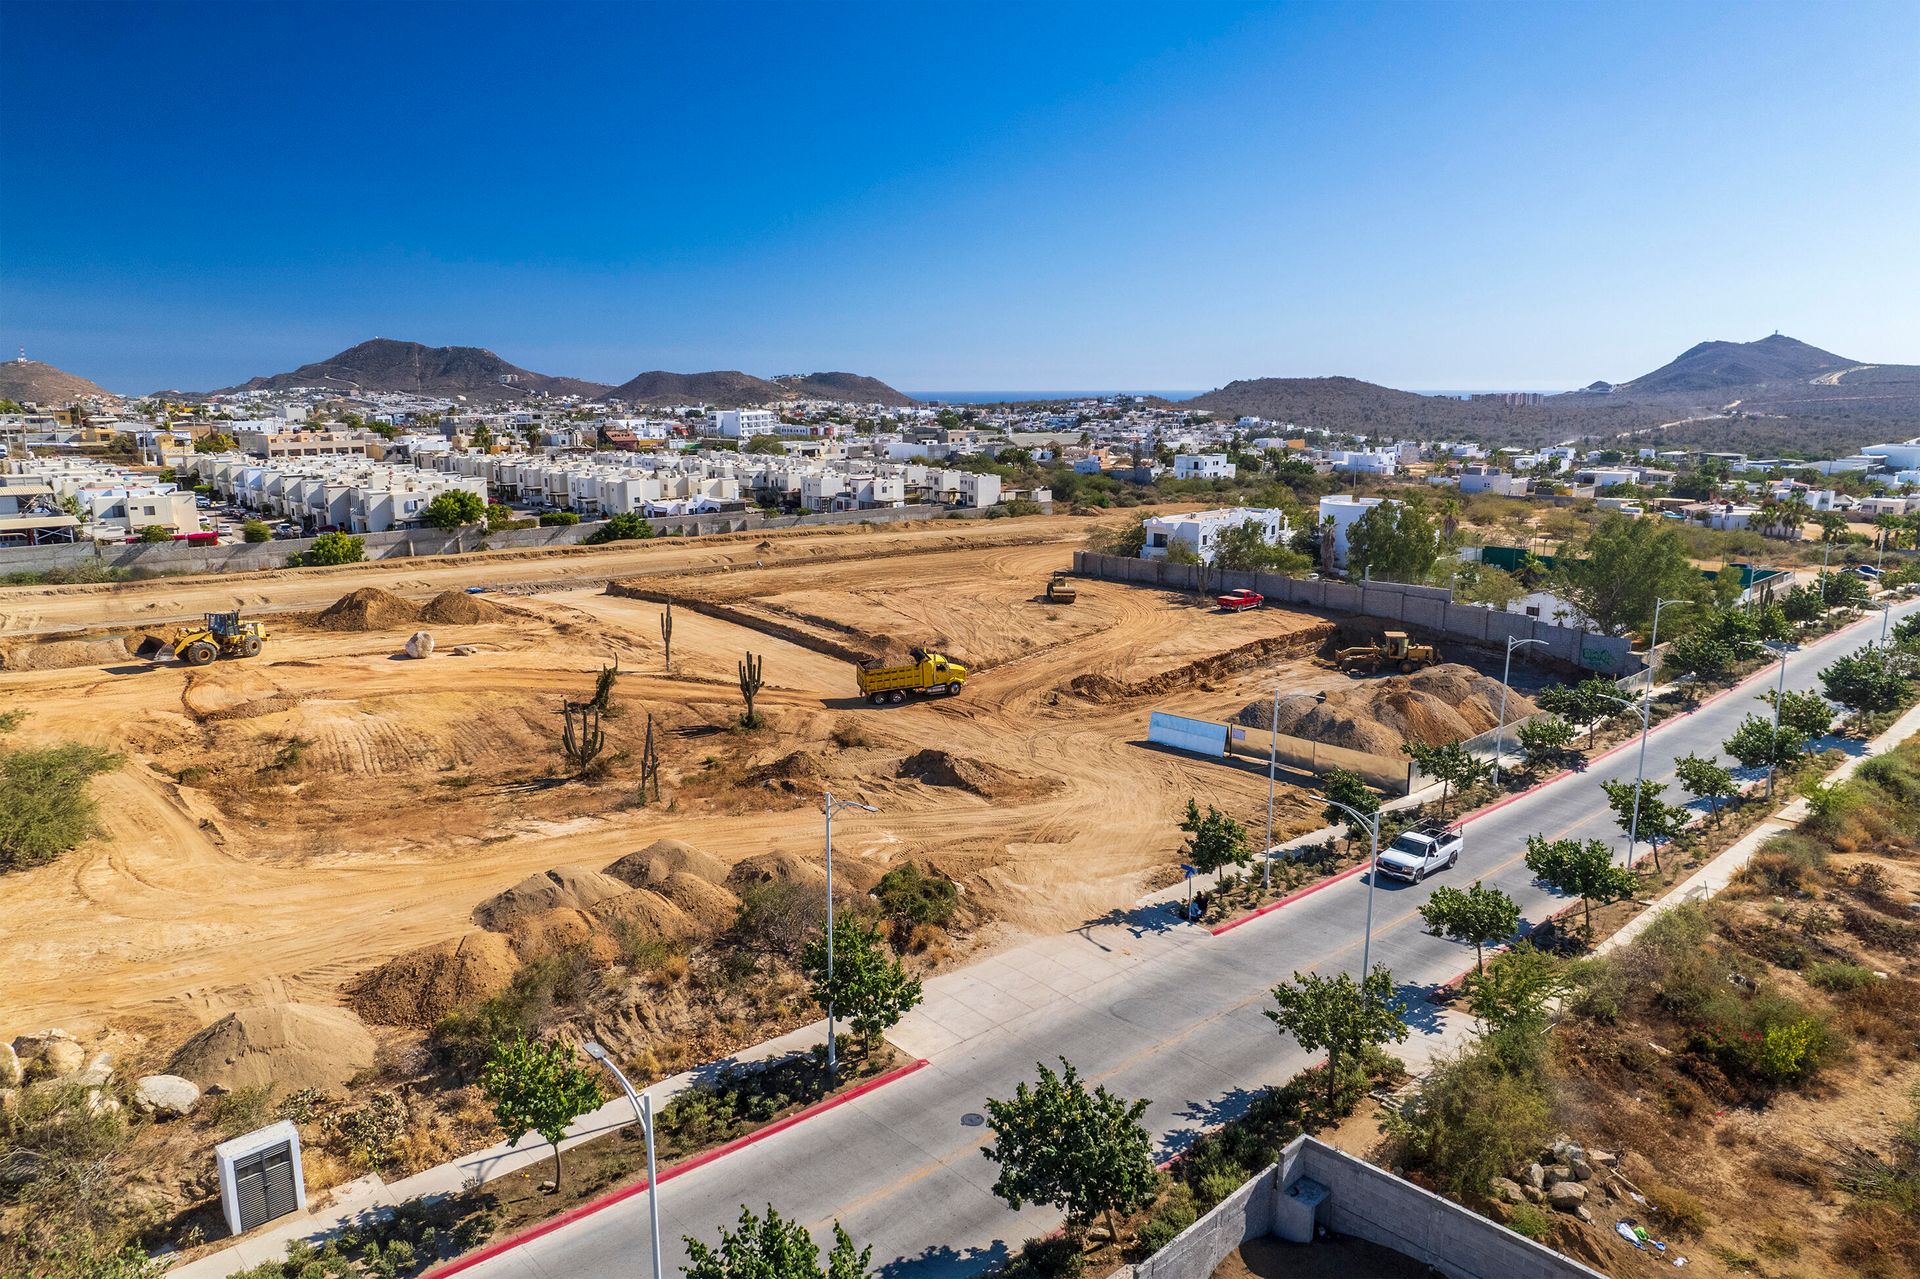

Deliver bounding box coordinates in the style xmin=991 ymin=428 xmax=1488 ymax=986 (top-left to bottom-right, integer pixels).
xmin=1610 ymin=334 xmax=1858 ymax=395
xmin=220 ymin=339 xmax=612 ymax=400
xmin=0 ymin=357 xmax=117 ymax=405
xmin=772 ymin=371 xmax=916 ymax=407
xmin=607 ymin=369 xmax=785 ymax=407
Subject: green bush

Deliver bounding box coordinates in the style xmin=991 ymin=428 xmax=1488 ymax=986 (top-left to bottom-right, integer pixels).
xmin=1384 ymin=1035 xmax=1553 ymax=1198
xmin=1506 ymin=1203 xmax=1552 ymax=1240
xmin=873 ymin=862 xmax=959 ymax=929
xmin=587 ymin=512 xmax=655 ymax=544
xmin=1689 ymin=988 xmax=1832 ymax=1088
xmin=1001 ymin=1235 xmax=1083 ymax=1279
xmin=1807 ymin=961 xmax=1878 ymax=992
xmin=1133 ymin=1183 xmax=1196 ymax=1254
xmin=241 ymin=519 xmax=273 ymax=543
xmin=538 ymin=511 xmax=580 ymax=526
xmin=0 ymin=742 xmax=124 ymax=871
xmin=656 ymin=1052 xmax=835 ymax=1147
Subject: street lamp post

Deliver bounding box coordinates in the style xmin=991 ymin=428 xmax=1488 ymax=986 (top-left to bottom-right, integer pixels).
xmin=1621 ymin=598 xmax=1691 ymax=867
xmin=582 ymin=1042 xmax=662 ymax=1279
xmin=1491 ymin=636 xmax=1546 ymax=785
xmin=1323 ymin=798 xmax=1383 ymax=982
xmin=1263 ymin=684 xmax=1281 ymax=893
xmin=1764 ymin=641 xmax=1789 ymax=797
xmin=821 ymin=791 xmax=877 ymax=1074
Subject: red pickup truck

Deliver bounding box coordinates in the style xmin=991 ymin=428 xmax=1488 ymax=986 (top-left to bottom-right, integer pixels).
xmin=1216 ymin=588 xmax=1264 ymax=612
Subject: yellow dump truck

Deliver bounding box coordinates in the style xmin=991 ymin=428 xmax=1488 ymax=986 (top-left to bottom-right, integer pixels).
xmin=856 ymin=648 xmax=968 ymax=704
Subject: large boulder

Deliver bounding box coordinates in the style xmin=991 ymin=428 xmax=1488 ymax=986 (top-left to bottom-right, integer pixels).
xmin=1546 ymin=1181 xmax=1588 ymax=1212
xmin=404 ymin=631 xmax=435 ymax=659
xmin=13 ymin=1031 xmax=85 ymax=1080
xmin=134 ymin=1074 xmax=202 ymax=1119
xmin=71 ymin=1051 xmax=113 ymax=1089
xmin=1492 ymin=1177 xmax=1527 ymax=1205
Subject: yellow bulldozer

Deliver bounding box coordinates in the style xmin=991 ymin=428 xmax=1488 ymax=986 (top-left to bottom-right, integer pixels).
xmin=1334 ymin=630 xmax=1438 ymax=675
xmin=136 ymin=611 xmax=269 ymax=666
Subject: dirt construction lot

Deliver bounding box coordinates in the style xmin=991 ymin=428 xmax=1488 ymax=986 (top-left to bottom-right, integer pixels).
xmin=0 ymin=515 xmax=1354 ymax=1055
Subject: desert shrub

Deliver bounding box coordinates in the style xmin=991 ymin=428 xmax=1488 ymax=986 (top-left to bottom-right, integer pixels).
xmin=656 ymin=1052 xmax=835 ymax=1149
xmin=730 ymin=879 xmax=821 ymax=961
xmin=873 ymin=862 xmax=959 ymax=929
xmin=1000 ymin=1235 xmax=1083 ymax=1279
xmin=1191 ymin=1168 xmax=1246 ymax=1210
xmin=1807 ymin=961 xmax=1878 ymax=992
xmin=1505 ymin=1203 xmax=1552 ymax=1240
xmin=1132 ymin=1183 xmax=1195 ymax=1255
xmin=332 ymin=1092 xmax=408 ymax=1168
xmin=0 ymin=743 xmax=124 ymax=871
xmin=1642 ymin=1180 xmax=1708 ymax=1237
xmin=0 ymin=1084 xmax=147 ymax=1278
xmin=1834 ymin=1204 xmax=1920 ymax=1279
xmin=433 ymin=949 xmax=598 ymax=1071
xmin=1384 ymin=1034 xmax=1552 ymax=1199
xmin=210 ymin=1085 xmax=278 ymax=1139
xmin=1688 ymin=988 xmax=1833 ymax=1089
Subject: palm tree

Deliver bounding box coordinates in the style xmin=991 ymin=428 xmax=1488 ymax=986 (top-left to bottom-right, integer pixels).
xmin=1776 ymin=493 xmax=1813 ymax=541
xmin=1873 ymin=513 xmax=1905 ymax=554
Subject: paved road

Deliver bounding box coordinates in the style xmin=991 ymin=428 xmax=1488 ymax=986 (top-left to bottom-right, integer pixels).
xmin=462 ymin=599 xmax=1918 ymax=1279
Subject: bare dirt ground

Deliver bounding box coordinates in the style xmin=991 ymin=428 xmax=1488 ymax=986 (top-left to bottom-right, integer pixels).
xmin=0 ymin=517 xmax=1340 ymax=1055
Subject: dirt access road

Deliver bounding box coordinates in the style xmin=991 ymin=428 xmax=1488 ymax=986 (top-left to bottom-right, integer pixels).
xmin=1 ymin=514 xmax=1345 ymax=1051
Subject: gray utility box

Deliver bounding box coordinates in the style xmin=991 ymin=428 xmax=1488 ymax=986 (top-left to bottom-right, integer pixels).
xmin=216 ymin=1120 xmax=307 ymax=1236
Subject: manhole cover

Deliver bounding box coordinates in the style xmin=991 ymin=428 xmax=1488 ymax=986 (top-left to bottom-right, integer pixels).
xmin=960 ymin=1112 xmax=985 ymax=1127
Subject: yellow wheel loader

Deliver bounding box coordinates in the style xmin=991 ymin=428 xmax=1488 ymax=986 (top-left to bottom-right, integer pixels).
xmin=137 ymin=611 xmax=269 ymax=666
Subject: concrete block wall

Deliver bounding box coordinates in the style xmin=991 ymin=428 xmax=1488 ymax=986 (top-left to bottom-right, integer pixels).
xmin=1072 ymin=552 xmax=1637 ymax=676
xmin=1131 ymin=1138 xmax=1603 ymax=1279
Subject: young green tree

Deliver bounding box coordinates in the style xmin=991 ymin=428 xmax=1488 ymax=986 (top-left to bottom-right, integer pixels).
xmin=1514 ymin=714 xmax=1578 ymax=768
xmin=302 ymin=531 xmax=365 ymax=566
xmin=1552 ymin=514 xmax=1702 ymax=636
xmin=588 ymin=512 xmax=656 ymax=544
xmin=1722 ymin=713 xmax=1807 ymax=794
xmin=1535 ymin=678 xmax=1626 ymax=748
xmin=683 ymin=1205 xmax=871 ymax=1279
xmin=1401 ymin=739 xmax=1489 ymax=816
xmin=1674 ymin=752 xmax=1738 ymax=820
xmin=423 ymin=489 xmax=487 ymax=530
xmin=1321 ymin=768 xmax=1379 ymax=849
xmin=480 ymin=1035 xmax=606 ymax=1192
xmin=240 ymin=519 xmax=272 ymax=543
xmin=1821 ymin=570 xmax=1871 ymax=610
xmin=1598 ymin=778 xmax=1691 ymax=873
xmin=136 ymin=524 xmax=173 ymax=543
xmin=1523 ymin=834 xmax=1638 ymax=933
xmin=1211 ymin=518 xmax=1314 ymax=575
xmin=1345 ymin=501 xmax=1440 ymax=583
xmin=1819 ymin=650 xmax=1912 ymax=715
xmin=1780 ymin=583 xmax=1826 ymax=625
xmin=1464 ymin=943 xmax=1567 ymax=1040
xmin=980 ymin=1058 xmax=1158 ymax=1242
xmin=1762 ymin=688 xmax=1834 ymax=741
xmin=799 ymin=920 xmax=923 ymax=1054
xmin=1178 ymin=798 xmax=1252 ymax=874
xmin=743 ymin=433 xmax=789 ymax=455
xmin=1418 ymin=882 xmax=1520 ymax=974
xmin=1266 ymin=965 xmax=1409 ymax=1112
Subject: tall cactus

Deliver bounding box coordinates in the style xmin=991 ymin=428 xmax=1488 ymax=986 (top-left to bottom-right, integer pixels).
xmin=590 ymin=659 xmax=618 ymax=711
xmin=638 ymin=711 xmax=662 ymax=805
xmin=562 ymin=699 xmax=604 ymax=772
xmin=738 ymin=650 xmax=764 ymax=727
xmin=661 ymin=599 xmax=674 ymax=672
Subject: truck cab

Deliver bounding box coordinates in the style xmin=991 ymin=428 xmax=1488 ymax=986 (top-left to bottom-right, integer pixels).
xmin=1374 ymin=820 xmax=1462 ymax=883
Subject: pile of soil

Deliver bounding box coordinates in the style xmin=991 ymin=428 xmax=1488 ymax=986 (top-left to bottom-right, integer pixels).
xmin=728 ymin=850 xmax=829 ymax=891
xmin=348 ymin=931 xmax=518 ymax=1028
xmin=603 ymin=838 xmax=731 ymax=889
xmin=744 ymin=751 xmax=828 ymax=795
xmin=168 ymin=1003 xmax=377 ymax=1094
xmin=897 ymin=748 xmax=1027 ymax=799
xmin=1232 ymin=663 xmax=1531 ymax=756
xmin=1 ymin=636 xmax=135 ymax=671
xmin=312 ymin=587 xmax=422 ymax=632
xmin=507 ymin=907 xmax=617 ymax=964
xmin=473 ymin=865 xmax=634 ymax=932
xmin=419 ymin=590 xmax=500 ymax=625
xmin=590 ymin=888 xmax=697 ymax=940
xmin=649 ymin=871 xmax=741 ymax=930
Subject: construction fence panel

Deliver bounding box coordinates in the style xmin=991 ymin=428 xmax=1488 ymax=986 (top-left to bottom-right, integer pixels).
xmin=1149 ymin=711 xmax=1229 ymax=759
xmin=1226 ymin=723 xmax=1421 ymax=796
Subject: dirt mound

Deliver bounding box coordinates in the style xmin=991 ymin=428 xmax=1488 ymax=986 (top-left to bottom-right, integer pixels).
xmin=168 ymin=1003 xmax=377 ymax=1094
xmin=507 ymin=907 xmax=618 ymax=964
xmin=1 ymin=636 xmax=135 ymax=671
xmin=744 ymin=751 xmax=829 ymax=795
xmin=348 ymin=931 xmax=518 ymax=1028
xmin=419 ymin=590 xmax=500 ymax=625
xmin=473 ymin=865 xmax=634 ymax=932
xmin=312 ymin=587 xmax=422 ymax=632
xmin=603 ymin=838 xmax=731 ymax=889
xmin=1069 ymin=627 xmax=1335 ymax=702
xmin=728 ymin=850 xmax=829 ymax=892
xmin=1232 ymin=663 xmax=1530 ymax=756
xmin=590 ymin=888 xmax=697 ymax=940
xmin=898 ymin=749 xmax=1032 ymax=799
xmin=649 ymin=872 xmax=740 ymax=930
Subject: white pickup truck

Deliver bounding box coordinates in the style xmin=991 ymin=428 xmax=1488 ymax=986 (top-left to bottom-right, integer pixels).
xmin=1374 ymin=820 xmax=1462 ymax=883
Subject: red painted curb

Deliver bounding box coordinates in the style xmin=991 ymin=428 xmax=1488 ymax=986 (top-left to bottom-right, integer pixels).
xmin=422 ymin=1057 xmax=931 ymax=1278
xmin=1209 ymin=862 xmax=1369 ymax=935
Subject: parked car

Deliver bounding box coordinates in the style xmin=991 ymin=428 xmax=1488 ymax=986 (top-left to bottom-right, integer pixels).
xmin=1374 ymin=820 xmax=1462 ymax=883
xmin=1216 ymin=588 xmax=1265 ymax=612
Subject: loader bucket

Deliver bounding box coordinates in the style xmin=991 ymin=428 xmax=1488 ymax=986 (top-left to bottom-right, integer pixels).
xmin=134 ymin=633 xmax=172 ymax=659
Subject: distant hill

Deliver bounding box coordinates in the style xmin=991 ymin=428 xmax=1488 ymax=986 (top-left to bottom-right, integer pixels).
xmin=772 ymin=371 xmax=915 ymax=407
xmin=1184 ymin=375 xmax=1666 ymax=442
xmin=0 ymin=358 xmax=117 ymax=406
xmin=608 ymin=369 xmax=784 ymax=407
xmin=219 ymin=339 xmax=612 ymax=400
xmin=1612 ymin=334 xmax=1857 ymax=395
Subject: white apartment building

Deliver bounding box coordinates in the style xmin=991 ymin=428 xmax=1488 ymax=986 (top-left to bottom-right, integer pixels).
xmin=708 ymin=409 xmax=779 ymax=439
xmin=1324 ymin=448 xmax=1398 ymax=476
xmin=1318 ymin=494 xmax=1391 ymax=571
xmin=1140 ymin=507 xmax=1290 ymax=564
xmin=1172 ymin=453 xmax=1235 ymax=480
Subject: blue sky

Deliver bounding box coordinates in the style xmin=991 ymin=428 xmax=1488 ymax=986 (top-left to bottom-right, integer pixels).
xmin=3 ymin=0 xmax=1916 ymax=394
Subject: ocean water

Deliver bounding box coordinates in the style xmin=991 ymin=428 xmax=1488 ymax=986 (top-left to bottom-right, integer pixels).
xmin=907 ymin=390 xmax=1204 ymax=404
